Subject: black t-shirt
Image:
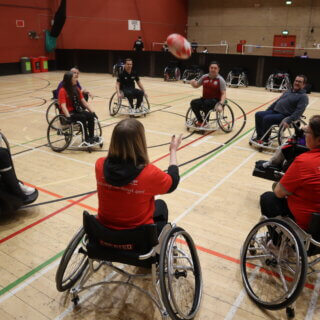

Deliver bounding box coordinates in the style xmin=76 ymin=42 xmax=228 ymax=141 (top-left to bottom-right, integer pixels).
xmin=117 ymin=70 xmax=140 ymax=90
xmin=133 ymin=39 xmax=144 ymax=52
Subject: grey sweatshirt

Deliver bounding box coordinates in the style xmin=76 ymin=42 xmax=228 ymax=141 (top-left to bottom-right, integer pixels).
xmin=267 ymin=89 xmax=308 ymax=123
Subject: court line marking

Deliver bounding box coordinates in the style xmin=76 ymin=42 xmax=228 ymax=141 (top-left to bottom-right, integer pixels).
xmin=174 ymin=151 xmax=257 ymax=223
xmin=305 ymin=272 xmax=320 ymax=320
xmin=224 ymin=267 xmax=259 ymax=320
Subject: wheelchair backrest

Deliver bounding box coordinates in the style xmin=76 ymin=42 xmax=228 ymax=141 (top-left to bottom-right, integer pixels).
xmin=308 ymin=213 xmax=320 ymax=241
xmin=83 ymin=211 xmax=158 ymax=252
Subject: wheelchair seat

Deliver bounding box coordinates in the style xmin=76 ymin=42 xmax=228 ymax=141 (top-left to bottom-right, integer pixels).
xmin=83 ymin=212 xmax=158 ymax=268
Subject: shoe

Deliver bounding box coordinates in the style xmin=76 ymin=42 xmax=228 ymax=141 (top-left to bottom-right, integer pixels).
xmin=195 ymin=121 xmax=204 ymax=127
xmin=257 ymin=140 xmax=270 ymax=146
xmin=19 ymin=182 xmax=35 ymax=196
xmin=255 ymin=160 xmax=268 ymax=170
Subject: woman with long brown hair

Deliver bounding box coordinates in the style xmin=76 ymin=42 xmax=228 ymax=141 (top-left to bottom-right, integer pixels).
xmin=58 ymin=71 xmax=98 ymax=144
xmin=95 ymin=118 xmax=182 ymax=232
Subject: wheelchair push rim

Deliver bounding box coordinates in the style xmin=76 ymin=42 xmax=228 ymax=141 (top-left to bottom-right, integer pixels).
xmin=46 ymin=100 xmax=60 ymax=125
xmin=109 ymin=92 xmax=121 ymax=116
xmin=56 ymin=227 xmax=89 ymax=292
xmin=47 ymin=115 xmax=73 ymax=152
xmin=159 ymin=226 xmax=202 ymax=320
xmin=240 ymin=218 xmax=307 ymax=310
xmin=0 ymin=132 xmax=10 ymax=152
xmin=217 ymin=103 xmax=234 ymax=133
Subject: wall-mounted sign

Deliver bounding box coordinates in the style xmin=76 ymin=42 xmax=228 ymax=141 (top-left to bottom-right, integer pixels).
xmin=128 ymin=20 xmax=141 ymax=31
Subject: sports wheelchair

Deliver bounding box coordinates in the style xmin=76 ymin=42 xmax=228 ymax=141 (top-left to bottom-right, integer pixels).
xmin=113 ymin=60 xmax=124 ymax=77
xmin=47 ymin=114 xmax=103 ymax=152
xmin=182 ymin=65 xmax=203 ymax=84
xmin=226 ymin=68 xmax=248 ymax=88
xmin=109 ymin=91 xmax=150 ymax=117
xmin=56 ymin=211 xmax=203 ymax=320
xmin=240 ymin=213 xmax=320 ymax=319
xmin=249 ymin=116 xmax=307 ymax=152
xmin=265 ymin=72 xmax=291 ymax=92
xmin=185 ymin=99 xmax=236 ymax=133
xmin=164 ymin=61 xmax=181 ymax=81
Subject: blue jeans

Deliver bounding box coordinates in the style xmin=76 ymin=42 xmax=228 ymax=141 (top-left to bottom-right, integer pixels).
xmin=255 ymin=110 xmax=286 ymax=140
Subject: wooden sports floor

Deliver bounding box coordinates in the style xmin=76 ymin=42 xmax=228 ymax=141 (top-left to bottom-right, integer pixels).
xmin=0 ymin=71 xmax=320 ymax=320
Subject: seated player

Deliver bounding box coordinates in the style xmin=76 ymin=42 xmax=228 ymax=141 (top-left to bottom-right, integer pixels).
xmin=0 ymin=146 xmax=37 ymax=215
xmin=254 ymin=75 xmax=308 ymax=145
xmin=116 ymin=58 xmax=147 ymax=110
xmin=58 ymin=71 xmax=98 ymax=144
xmin=54 ymin=67 xmax=91 ymax=101
xmin=95 ymin=118 xmax=182 ymax=233
xmin=189 ymin=61 xmax=227 ymax=127
xmin=260 ymin=115 xmax=320 ymax=231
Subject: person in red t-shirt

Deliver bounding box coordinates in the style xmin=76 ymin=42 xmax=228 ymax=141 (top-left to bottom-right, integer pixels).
xmin=260 ymin=115 xmax=320 ymax=231
xmin=95 ymin=118 xmax=182 ymax=233
xmin=189 ymin=61 xmax=227 ymax=127
xmin=58 ymin=71 xmax=98 ymax=144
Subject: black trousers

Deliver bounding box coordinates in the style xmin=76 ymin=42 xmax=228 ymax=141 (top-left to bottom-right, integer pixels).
xmin=70 ymin=111 xmax=95 ymax=141
xmin=122 ymin=88 xmax=144 ymax=109
xmin=191 ymin=97 xmax=218 ymax=122
xmin=153 ymin=199 xmax=169 ymax=235
xmin=260 ymin=191 xmax=295 ymax=244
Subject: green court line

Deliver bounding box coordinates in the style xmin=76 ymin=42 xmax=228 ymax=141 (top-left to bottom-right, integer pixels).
xmin=10 ymin=95 xmax=194 ymax=150
xmin=0 ymin=250 xmax=63 ymax=297
xmin=0 ymin=125 xmax=254 ymax=298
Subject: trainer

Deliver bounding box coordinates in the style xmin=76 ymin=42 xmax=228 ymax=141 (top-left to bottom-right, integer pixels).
xmin=254 ymin=75 xmax=308 ymax=144
xmin=189 ymin=61 xmax=226 ymax=127
xmin=116 ymin=58 xmax=147 ymax=110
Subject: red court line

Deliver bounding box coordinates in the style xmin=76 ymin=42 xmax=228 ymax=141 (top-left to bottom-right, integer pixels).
xmin=24 ymin=182 xmax=98 ymax=212
xmin=0 ymin=192 xmax=94 ymax=244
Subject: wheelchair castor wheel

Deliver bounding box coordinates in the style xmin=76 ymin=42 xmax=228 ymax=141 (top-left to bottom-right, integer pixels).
xmin=286 ymin=306 xmax=295 ymax=319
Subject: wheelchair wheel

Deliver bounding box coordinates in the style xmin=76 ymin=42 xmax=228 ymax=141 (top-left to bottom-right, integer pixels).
xmin=94 ymin=118 xmax=102 ymax=138
xmin=217 ymin=103 xmax=234 ymax=133
xmin=46 ymin=100 xmax=60 ymax=125
xmin=185 ymin=106 xmax=196 ymax=130
xmin=159 ymin=226 xmax=202 ymax=320
xmin=56 ymin=227 xmax=89 ymax=292
xmin=47 ymin=115 xmax=73 ymax=152
xmin=278 ymin=119 xmax=307 ymax=146
xmin=174 ymin=67 xmax=181 ymax=81
xmin=109 ymin=92 xmax=121 ymax=116
xmin=0 ymin=132 xmax=10 ymax=151
xmin=240 ymin=218 xmax=307 ymax=310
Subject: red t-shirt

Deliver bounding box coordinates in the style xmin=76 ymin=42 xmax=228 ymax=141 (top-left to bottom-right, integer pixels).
xmin=280 ymin=148 xmax=320 ymax=230
xmin=95 ymin=157 xmax=173 ymax=230
xmin=58 ymin=87 xmax=84 ymax=112
xmin=198 ymin=74 xmax=226 ymax=100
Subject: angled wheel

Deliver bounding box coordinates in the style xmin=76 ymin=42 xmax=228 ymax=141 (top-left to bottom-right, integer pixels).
xmin=0 ymin=132 xmax=10 ymax=151
xmin=47 ymin=115 xmax=73 ymax=152
xmin=109 ymin=92 xmax=121 ymax=116
xmin=240 ymin=218 xmax=307 ymax=310
xmin=164 ymin=67 xmax=169 ymax=81
xmin=46 ymin=100 xmax=60 ymax=125
xmin=217 ymin=103 xmax=234 ymax=133
xmin=56 ymin=227 xmax=89 ymax=292
xmin=159 ymin=227 xmax=202 ymax=320
xmin=185 ymin=106 xmax=196 ymax=128
xmin=142 ymin=95 xmax=150 ymax=112
xmin=278 ymin=119 xmax=307 ymax=146
xmin=94 ymin=118 xmax=102 ymax=138
xmin=174 ymin=67 xmax=181 ymax=81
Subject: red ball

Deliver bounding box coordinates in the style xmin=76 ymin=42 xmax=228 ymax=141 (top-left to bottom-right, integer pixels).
xmin=166 ymin=33 xmax=191 ymax=60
